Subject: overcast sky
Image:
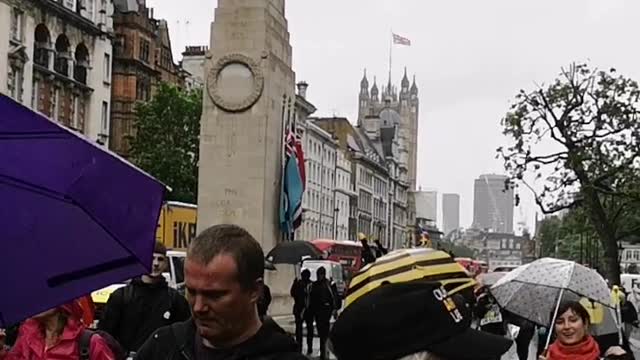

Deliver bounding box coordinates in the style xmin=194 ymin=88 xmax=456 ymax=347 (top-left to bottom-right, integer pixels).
xmin=146 ymin=0 xmax=640 ymax=231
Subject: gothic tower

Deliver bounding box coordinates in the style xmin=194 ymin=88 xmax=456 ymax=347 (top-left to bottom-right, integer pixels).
xmin=358 ymin=67 xmax=419 ymax=191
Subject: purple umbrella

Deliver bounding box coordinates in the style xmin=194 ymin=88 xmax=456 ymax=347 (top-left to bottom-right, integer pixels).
xmin=0 ymin=95 xmax=165 ymax=326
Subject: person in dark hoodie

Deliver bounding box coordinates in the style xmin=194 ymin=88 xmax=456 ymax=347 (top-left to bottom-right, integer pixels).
xmin=310 ymin=267 xmax=340 ymax=360
xmin=290 ymin=269 xmax=313 ymax=353
xmin=373 ymin=238 xmax=389 ymax=257
xmin=136 ymin=224 xmax=305 ymax=360
xmin=99 ymin=242 xmax=191 ymax=354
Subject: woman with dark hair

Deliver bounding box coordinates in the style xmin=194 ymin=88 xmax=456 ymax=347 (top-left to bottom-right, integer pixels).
xmin=540 ymin=301 xmax=628 ymax=360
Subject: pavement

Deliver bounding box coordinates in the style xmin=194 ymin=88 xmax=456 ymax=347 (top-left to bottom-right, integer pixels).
xmin=272 ymin=315 xmax=337 ymax=359
xmin=629 ymin=335 xmax=640 ymax=359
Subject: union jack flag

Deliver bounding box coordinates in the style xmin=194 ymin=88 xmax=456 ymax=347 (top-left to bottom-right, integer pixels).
xmin=393 ymin=33 xmax=411 ymax=46
xmin=279 ymin=118 xmax=305 ymax=237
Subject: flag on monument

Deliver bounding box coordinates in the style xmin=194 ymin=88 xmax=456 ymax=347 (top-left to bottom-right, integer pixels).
xmin=294 ymin=130 xmax=306 ymax=190
xmin=393 ymin=33 xmax=411 ymax=46
xmin=292 ymin=130 xmax=305 ymax=229
xmin=279 ymin=127 xmax=304 ymax=237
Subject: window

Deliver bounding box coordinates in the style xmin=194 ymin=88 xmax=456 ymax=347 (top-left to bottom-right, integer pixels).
xmin=101 ymin=101 xmax=109 ymax=133
xmin=103 ymin=53 xmax=110 ymax=82
xmin=10 ymin=8 xmax=23 ymax=42
xmin=71 ymin=96 xmax=80 ymax=129
xmin=84 ymin=0 xmax=95 ymax=22
xmin=100 ymin=0 xmax=107 ymax=24
xmin=52 ymin=88 xmax=60 ymax=121
xmin=31 ymin=79 xmax=39 ymax=109
xmin=7 ymin=64 xmax=23 ymax=102
xmin=172 ymin=256 xmax=185 ymax=285
xmin=136 ymin=77 xmax=150 ymax=101
xmin=139 ymin=39 xmax=150 ymax=63
xmin=114 ymin=34 xmax=126 ymax=56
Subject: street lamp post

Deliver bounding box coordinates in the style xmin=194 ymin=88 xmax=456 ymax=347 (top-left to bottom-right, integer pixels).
xmin=333 ymin=207 xmax=339 ymax=239
xmin=580 ymin=232 xmax=584 ymax=264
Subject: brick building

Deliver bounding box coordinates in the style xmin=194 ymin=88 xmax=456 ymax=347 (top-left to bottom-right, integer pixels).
xmin=109 ymin=0 xmax=185 ymax=157
xmin=0 ymin=0 xmax=114 ymax=145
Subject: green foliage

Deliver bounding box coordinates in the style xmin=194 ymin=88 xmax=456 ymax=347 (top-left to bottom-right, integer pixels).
xmin=129 ymin=83 xmax=202 ymax=204
xmin=498 ymin=63 xmax=640 ymax=283
xmin=537 ymin=216 xmax=562 ymax=258
xmin=536 ymin=209 xmax=604 ymax=267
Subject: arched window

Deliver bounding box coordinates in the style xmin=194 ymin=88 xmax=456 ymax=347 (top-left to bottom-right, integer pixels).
xmin=34 ymin=24 xmax=51 ymax=68
xmin=54 ymin=34 xmax=71 ymax=76
xmin=74 ymin=44 xmax=90 ymax=84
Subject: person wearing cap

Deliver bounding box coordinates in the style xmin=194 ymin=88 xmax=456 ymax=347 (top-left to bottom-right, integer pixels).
xmin=330 ymin=280 xmax=513 ymax=360
xmin=99 ymin=241 xmax=190 ymax=353
xmin=0 ymin=300 xmax=115 ymax=360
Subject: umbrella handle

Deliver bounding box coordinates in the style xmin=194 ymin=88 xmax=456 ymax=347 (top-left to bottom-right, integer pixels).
xmin=545 ymin=288 xmax=565 ymax=350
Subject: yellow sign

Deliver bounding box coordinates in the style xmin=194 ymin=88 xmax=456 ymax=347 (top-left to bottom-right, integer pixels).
xmin=156 ymin=202 xmax=198 ymax=250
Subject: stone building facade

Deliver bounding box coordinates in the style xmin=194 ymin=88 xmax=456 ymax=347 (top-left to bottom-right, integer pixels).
xmin=180 ymin=45 xmax=206 ymax=90
xmin=314 ymin=117 xmax=400 ymax=247
xmin=0 ymin=0 xmax=114 ymax=145
xmin=109 ymin=0 xmax=185 ymax=157
xmin=294 ymin=83 xmax=353 ymax=242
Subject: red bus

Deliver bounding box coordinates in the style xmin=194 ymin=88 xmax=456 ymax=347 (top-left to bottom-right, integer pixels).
xmin=311 ymin=239 xmax=363 ymax=279
xmin=455 ymin=257 xmax=475 ymax=275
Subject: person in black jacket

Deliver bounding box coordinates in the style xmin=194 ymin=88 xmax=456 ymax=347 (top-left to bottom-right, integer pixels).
xmin=257 ymin=283 xmax=272 ymax=320
xmin=99 ymin=241 xmax=191 ymax=353
xmin=358 ymin=233 xmax=376 ymax=266
xmin=290 ymin=269 xmax=313 ymax=353
xmin=136 ymin=224 xmax=305 ymax=360
xmin=373 ymin=239 xmax=388 ymax=257
xmin=310 ymin=267 xmax=339 ymax=360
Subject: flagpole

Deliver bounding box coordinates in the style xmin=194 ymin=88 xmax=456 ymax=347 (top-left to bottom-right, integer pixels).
xmin=389 ymin=29 xmax=393 ymax=85
xmin=280 ymin=94 xmax=288 ymax=242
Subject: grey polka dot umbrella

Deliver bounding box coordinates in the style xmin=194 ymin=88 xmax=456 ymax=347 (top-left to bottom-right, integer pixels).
xmin=490 ymin=257 xmax=610 ymax=328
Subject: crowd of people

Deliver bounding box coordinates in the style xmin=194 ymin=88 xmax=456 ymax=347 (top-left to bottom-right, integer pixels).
xmin=1 ymin=224 xmax=639 ymax=360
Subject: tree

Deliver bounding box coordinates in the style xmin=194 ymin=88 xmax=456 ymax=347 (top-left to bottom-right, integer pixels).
xmin=537 ymin=216 xmax=562 ymax=258
xmin=129 ymin=83 xmax=202 ymax=203
xmin=498 ymin=63 xmax=640 ymax=284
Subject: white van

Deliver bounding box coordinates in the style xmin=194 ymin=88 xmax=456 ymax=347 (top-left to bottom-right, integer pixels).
xmin=165 ymin=250 xmax=186 ymax=294
xmin=302 ymin=260 xmax=346 ymax=298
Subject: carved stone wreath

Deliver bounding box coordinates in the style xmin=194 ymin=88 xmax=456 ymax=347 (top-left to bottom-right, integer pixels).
xmin=207 ymin=53 xmax=264 ymax=113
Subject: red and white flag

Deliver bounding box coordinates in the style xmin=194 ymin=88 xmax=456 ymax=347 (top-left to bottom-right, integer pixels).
xmin=393 ymin=33 xmax=411 ymax=46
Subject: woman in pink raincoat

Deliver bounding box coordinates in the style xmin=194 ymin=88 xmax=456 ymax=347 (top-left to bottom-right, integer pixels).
xmin=0 ymin=300 xmax=114 ymax=360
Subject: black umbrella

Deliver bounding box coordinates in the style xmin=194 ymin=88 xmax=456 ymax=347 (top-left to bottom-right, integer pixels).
xmin=266 ymin=241 xmax=322 ymax=264
xmin=264 ymin=260 xmax=277 ymax=271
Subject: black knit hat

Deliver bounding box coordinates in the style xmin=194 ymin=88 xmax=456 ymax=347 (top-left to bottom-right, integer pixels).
xmin=154 ymin=241 xmax=167 ymax=256
xmin=329 ymin=280 xmax=513 ymax=360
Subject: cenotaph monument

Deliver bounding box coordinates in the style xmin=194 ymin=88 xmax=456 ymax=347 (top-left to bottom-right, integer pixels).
xmin=197 ymin=0 xmax=296 ymax=314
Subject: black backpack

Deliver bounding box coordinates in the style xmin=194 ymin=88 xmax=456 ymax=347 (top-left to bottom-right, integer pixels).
xmin=79 ymin=329 xmax=128 ymax=360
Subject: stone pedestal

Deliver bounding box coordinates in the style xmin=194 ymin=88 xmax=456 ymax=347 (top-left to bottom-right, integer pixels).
xmin=198 ymin=0 xmax=295 ymax=315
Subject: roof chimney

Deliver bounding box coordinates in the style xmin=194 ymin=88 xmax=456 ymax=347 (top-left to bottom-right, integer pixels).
xmin=297 ymin=81 xmax=309 ymax=99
